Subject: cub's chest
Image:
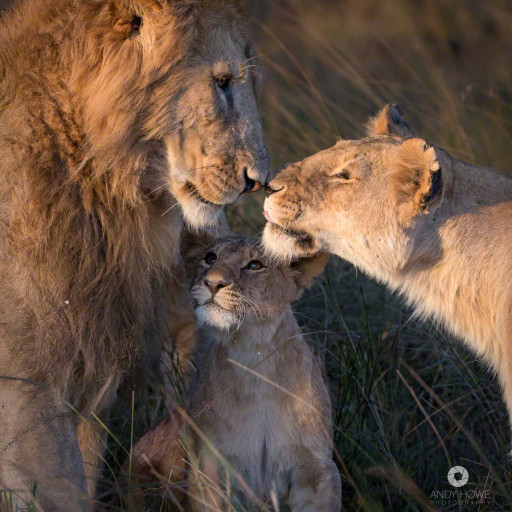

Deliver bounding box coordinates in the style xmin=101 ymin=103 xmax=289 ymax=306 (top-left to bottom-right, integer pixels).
xmin=205 ymin=396 xmax=296 ymax=500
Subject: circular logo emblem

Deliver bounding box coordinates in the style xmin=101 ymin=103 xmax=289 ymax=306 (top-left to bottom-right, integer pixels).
xmin=447 ymin=466 xmax=469 ymax=487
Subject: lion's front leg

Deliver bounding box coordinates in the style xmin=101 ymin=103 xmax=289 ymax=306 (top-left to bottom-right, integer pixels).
xmin=0 ymin=380 xmax=90 ymax=511
xmin=77 ymin=415 xmax=109 ymax=503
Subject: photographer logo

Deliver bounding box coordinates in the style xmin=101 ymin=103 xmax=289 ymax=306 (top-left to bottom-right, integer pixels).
xmin=430 ymin=465 xmax=491 ymax=507
xmin=447 ymin=466 xmax=469 ymax=487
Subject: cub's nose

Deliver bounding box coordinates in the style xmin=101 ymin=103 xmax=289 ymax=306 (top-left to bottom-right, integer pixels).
xmin=205 ymin=277 xmax=229 ymax=297
xmin=242 ymin=167 xmax=263 ymax=194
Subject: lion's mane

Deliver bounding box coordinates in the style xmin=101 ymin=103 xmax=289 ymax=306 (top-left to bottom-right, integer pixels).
xmin=0 ymin=0 xmax=248 ymax=408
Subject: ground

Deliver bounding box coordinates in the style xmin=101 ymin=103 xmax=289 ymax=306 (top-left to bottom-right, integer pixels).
xmin=2 ymin=0 xmax=512 ymax=510
xmin=106 ymin=1 xmax=512 ymax=509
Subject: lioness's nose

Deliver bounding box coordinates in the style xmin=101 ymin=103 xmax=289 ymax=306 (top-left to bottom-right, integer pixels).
xmin=242 ymin=168 xmax=263 ymax=194
xmin=264 ymin=183 xmax=284 ymax=197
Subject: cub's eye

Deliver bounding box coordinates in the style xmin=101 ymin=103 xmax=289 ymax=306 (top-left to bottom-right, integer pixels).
xmin=204 ymin=252 xmax=217 ymax=265
xmin=214 ymin=75 xmax=232 ymax=91
xmin=246 ymin=260 xmax=264 ymax=271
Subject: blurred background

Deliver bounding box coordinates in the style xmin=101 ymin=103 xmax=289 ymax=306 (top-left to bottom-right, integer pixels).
xmin=228 ymin=1 xmax=512 ymax=511
xmin=2 ymin=0 xmax=512 ymax=510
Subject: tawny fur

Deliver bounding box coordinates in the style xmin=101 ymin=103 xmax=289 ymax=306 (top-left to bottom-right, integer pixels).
xmin=263 ymin=104 xmax=512 ymax=445
xmin=129 ymin=238 xmax=341 ymax=511
xmin=0 ymin=0 xmax=268 ymax=508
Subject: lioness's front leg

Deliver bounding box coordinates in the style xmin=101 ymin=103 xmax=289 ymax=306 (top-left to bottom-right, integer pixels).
xmin=0 ymin=380 xmax=90 ymax=511
xmin=288 ymin=453 xmax=341 ymax=512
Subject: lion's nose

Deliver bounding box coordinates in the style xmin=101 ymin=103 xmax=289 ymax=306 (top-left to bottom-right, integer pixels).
xmin=242 ymin=167 xmax=263 ymax=194
xmin=264 ymin=183 xmax=284 ymax=197
xmin=205 ymin=278 xmax=228 ymax=297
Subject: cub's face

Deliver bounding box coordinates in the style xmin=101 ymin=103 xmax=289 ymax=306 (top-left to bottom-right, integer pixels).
xmin=190 ymin=238 xmax=327 ymax=331
xmin=263 ymin=132 xmax=449 ymax=279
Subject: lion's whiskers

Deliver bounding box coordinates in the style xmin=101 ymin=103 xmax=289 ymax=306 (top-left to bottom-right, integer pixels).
xmin=161 ymin=183 xmax=203 ymax=217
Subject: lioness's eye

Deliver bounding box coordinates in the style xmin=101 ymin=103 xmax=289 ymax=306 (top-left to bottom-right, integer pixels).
xmin=214 ymin=75 xmax=232 ymax=90
xmin=246 ymin=260 xmax=264 ymax=270
xmin=204 ymin=252 xmax=217 ymax=265
xmin=333 ymin=170 xmax=351 ymax=180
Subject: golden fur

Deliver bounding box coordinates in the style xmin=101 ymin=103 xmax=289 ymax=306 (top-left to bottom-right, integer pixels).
xmin=129 ymin=238 xmax=341 ymax=511
xmin=0 ymin=0 xmax=268 ymax=508
xmin=263 ymin=103 xmax=512 ymax=443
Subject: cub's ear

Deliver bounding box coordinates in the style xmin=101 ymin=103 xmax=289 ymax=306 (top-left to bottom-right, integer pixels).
xmin=367 ymin=103 xmax=415 ymax=138
xmin=180 ymin=228 xmax=218 ymax=277
xmin=391 ymin=138 xmax=444 ymax=227
xmin=291 ymin=252 xmax=329 ymax=290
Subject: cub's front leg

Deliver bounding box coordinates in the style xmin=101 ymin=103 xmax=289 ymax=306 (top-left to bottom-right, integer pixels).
xmin=188 ymin=446 xmax=229 ymax=512
xmin=288 ymin=454 xmax=341 ymax=512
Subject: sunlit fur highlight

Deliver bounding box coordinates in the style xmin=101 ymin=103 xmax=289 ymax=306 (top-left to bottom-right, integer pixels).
xmin=0 ymin=0 xmax=265 ymax=507
xmin=264 ymin=104 xmax=512 ymax=445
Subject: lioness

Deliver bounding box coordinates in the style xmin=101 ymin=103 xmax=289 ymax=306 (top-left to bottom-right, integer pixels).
xmin=0 ymin=0 xmax=269 ymax=509
xmin=128 ymin=238 xmax=341 ymax=511
xmin=263 ymin=104 xmax=512 ymax=443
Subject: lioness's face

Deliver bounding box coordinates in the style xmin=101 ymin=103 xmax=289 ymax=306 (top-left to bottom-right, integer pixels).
xmin=163 ymin=12 xmax=270 ymax=227
xmin=263 ymin=138 xmax=417 ymax=277
xmin=190 ymin=238 xmax=327 ymax=331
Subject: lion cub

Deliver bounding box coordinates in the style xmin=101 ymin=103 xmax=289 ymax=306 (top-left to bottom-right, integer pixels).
xmin=131 ymin=237 xmax=341 ymax=511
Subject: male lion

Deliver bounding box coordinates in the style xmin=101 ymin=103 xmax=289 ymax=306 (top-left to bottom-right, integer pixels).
xmin=0 ymin=0 xmax=269 ymax=509
xmin=263 ymin=104 xmax=512 ymax=445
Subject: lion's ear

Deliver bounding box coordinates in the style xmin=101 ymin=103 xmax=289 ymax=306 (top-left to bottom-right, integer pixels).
xmin=391 ymin=138 xmax=444 ymax=227
xmin=367 ymin=103 xmax=415 ymax=138
xmin=110 ymin=0 xmax=163 ymax=39
xmin=291 ymin=253 xmax=329 ymax=290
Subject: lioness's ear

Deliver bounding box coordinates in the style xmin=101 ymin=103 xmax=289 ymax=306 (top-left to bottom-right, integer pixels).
xmin=391 ymin=138 xmax=443 ymax=226
xmin=367 ymin=103 xmax=415 ymax=138
xmin=291 ymin=253 xmax=329 ymax=290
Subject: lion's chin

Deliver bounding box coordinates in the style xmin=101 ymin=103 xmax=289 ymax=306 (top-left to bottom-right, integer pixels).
xmin=172 ymin=181 xmax=237 ymax=228
xmin=262 ymin=222 xmax=321 ymax=262
xmin=195 ymin=304 xmax=238 ymax=331
xmin=180 ymin=196 xmax=224 ymax=229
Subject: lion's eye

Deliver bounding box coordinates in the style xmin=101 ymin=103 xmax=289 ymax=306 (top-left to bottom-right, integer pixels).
xmin=214 ymin=75 xmax=232 ymax=91
xmin=246 ymin=260 xmax=264 ymax=270
xmin=204 ymin=252 xmax=217 ymax=265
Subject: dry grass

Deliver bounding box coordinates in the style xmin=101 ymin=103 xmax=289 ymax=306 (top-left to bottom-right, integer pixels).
xmin=2 ymin=0 xmax=512 ymax=510
xmin=106 ymin=1 xmax=512 ymax=510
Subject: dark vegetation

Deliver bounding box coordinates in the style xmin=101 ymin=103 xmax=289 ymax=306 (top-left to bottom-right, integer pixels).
xmin=2 ymin=1 xmax=512 ymax=510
